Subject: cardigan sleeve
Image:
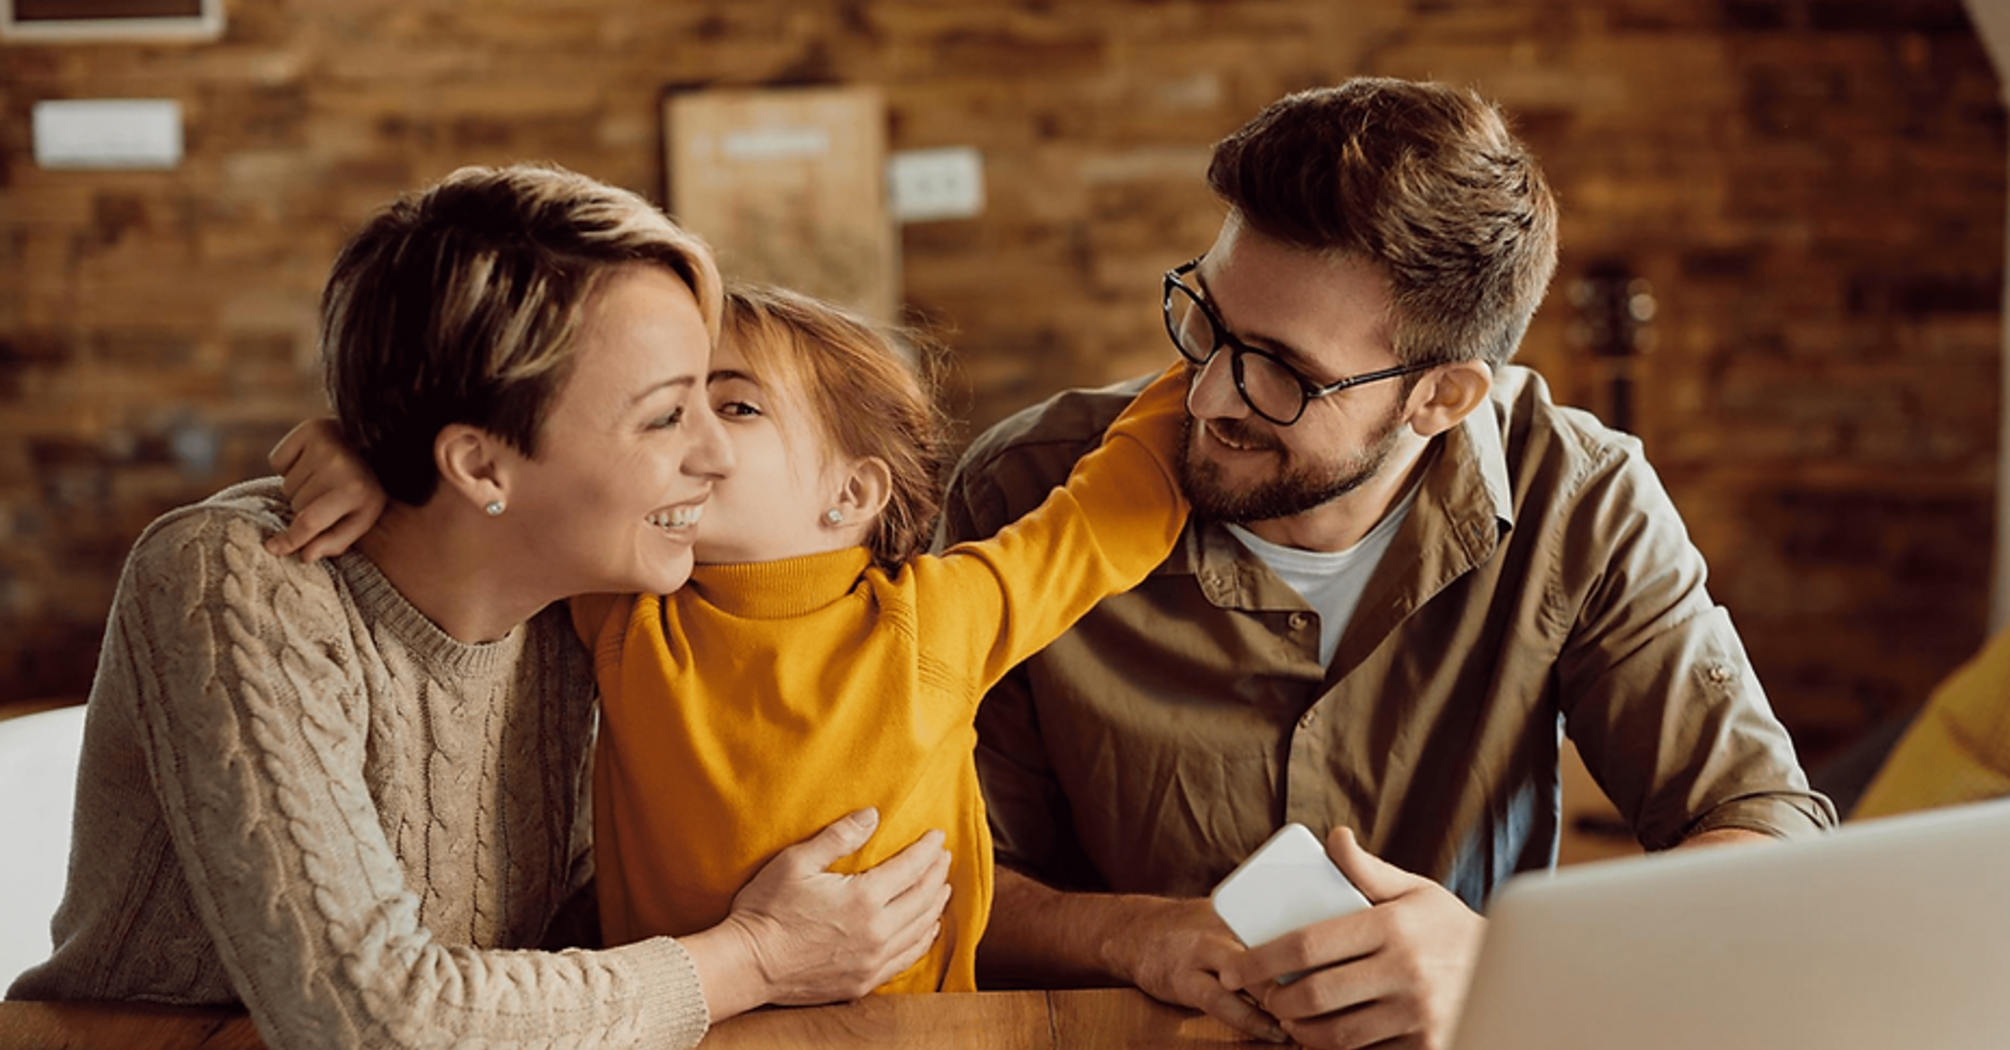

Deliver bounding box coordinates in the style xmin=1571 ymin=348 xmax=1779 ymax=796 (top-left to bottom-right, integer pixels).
xmin=913 ymin=364 xmax=1189 ymax=694
xmin=104 ymin=507 xmax=709 ymax=1050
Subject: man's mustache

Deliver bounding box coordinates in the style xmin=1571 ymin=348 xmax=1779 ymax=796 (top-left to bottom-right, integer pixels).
xmin=1196 ymin=415 xmax=1279 ymax=453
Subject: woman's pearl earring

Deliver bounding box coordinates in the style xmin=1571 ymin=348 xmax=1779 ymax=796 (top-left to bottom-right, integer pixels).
xmin=485 ymin=500 xmax=506 ymax=517
xmin=824 ymin=508 xmax=844 ymax=526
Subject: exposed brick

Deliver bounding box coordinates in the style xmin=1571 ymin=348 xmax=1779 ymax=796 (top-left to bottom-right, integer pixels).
xmin=1846 ymin=271 xmax=2003 ymax=315
xmin=1721 ymin=0 xmax=1793 ymax=31
xmin=1808 ymin=0 xmax=1973 ymax=35
xmin=0 ymin=0 xmax=2003 ymax=761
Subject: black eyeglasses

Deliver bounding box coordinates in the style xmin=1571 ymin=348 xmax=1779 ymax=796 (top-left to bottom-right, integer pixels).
xmin=1161 ymin=256 xmax=1439 ymax=426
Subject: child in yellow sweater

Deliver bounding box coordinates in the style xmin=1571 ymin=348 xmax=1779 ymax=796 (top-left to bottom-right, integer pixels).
xmin=274 ymin=283 xmax=1190 ymax=994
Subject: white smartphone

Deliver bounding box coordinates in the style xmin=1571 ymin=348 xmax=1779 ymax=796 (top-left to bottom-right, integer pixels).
xmin=1210 ymin=823 xmax=1372 ymax=959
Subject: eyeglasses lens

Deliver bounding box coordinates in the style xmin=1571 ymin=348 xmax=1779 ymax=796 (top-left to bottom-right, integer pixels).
xmin=1166 ymin=282 xmax=1307 ymax=423
xmin=1235 ymin=354 xmax=1303 ymax=423
xmin=1166 ymin=287 xmax=1213 ymax=365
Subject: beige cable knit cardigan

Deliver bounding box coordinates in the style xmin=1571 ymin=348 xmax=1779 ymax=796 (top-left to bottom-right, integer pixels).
xmin=6 ymin=479 xmax=711 ymax=1049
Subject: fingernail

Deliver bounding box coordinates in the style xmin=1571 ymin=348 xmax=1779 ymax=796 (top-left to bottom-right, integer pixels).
xmin=855 ymin=807 xmax=880 ymax=827
xmin=1265 ymin=1026 xmax=1288 ymax=1043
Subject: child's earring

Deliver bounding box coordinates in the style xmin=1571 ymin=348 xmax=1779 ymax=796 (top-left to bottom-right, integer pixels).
xmin=486 ymin=500 xmax=506 ymax=517
xmin=823 ymin=508 xmax=844 ymax=526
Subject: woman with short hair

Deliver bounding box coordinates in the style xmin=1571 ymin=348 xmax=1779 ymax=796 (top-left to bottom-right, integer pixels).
xmin=6 ymin=164 xmax=951 ymax=1050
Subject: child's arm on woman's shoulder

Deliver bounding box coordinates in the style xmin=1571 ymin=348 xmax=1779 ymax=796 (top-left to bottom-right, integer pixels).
xmin=268 ymin=417 xmax=622 ymax=652
xmin=264 ymin=418 xmax=387 ymax=562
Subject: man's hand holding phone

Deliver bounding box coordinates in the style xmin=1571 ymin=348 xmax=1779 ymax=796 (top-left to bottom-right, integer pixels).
xmin=1214 ymin=825 xmax=1486 ymax=1050
xmin=1210 ymin=823 xmax=1372 ymax=981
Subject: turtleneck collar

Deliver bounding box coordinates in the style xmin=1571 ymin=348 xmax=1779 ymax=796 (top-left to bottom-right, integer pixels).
xmin=688 ymin=546 xmax=876 ymax=620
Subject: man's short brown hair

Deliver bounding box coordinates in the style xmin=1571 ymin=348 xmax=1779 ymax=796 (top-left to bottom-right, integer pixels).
xmin=320 ymin=163 xmax=722 ymax=505
xmin=1207 ymin=78 xmax=1558 ymax=368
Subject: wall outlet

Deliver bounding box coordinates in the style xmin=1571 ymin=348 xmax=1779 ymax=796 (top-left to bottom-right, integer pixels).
xmin=887 ymin=147 xmax=985 ymax=223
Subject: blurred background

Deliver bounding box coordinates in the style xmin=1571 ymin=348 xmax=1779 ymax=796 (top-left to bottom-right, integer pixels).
xmin=0 ymin=0 xmax=2003 ymax=782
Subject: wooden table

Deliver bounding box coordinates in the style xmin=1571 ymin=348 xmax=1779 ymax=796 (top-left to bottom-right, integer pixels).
xmin=0 ymin=988 xmax=1267 ymax=1048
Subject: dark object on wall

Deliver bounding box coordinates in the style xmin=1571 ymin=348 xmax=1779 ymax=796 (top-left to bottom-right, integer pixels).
xmin=1567 ymin=259 xmax=1656 ymax=434
xmin=2 ymin=0 xmax=222 ymax=41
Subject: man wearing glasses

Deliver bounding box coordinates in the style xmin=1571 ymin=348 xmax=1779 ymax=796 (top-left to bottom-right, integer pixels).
xmin=939 ymin=77 xmax=1833 ymax=1049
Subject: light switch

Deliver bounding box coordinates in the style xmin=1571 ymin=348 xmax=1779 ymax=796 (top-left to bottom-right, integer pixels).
xmin=887 ymin=147 xmax=985 ymax=223
xmin=33 ymin=99 xmax=184 ymax=170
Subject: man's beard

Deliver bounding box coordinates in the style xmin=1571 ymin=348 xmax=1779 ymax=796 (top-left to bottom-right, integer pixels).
xmin=1176 ymin=405 xmax=1407 ymax=524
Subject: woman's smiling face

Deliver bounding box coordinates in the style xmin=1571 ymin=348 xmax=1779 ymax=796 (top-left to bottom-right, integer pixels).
xmin=500 ymin=263 xmax=735 ymax=597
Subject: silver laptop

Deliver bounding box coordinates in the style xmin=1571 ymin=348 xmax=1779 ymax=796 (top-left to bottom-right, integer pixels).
xmin=1451 ymin=798 xmax=2010 ymax=1050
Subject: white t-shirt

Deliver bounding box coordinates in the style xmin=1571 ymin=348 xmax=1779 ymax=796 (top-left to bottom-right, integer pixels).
xmin=1223 ymin=481 xmax=1422 ymax=667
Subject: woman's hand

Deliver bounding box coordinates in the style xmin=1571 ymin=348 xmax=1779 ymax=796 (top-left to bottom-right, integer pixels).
xmin=264 ymin=418 xmax=387 ymax=562
xmin=683 ymin=808 xmax=953 ymax=1021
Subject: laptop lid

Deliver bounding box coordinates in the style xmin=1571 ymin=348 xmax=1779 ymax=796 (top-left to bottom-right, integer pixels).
xmin=1450 ymin=798 xmax=2010 ymax=1050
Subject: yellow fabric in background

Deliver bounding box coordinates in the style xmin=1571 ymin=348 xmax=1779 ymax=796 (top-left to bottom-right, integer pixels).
xmin=1855 ymin=627 xmax=2010 ymax=819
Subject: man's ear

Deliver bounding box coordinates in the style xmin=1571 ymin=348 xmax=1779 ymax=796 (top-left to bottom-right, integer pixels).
xmin=434 ymin=423 xmax=511 ymax=513
xmin=833 ymin=456 xmax=894 ymax=528
xmin=1406 ymin=361 xmax=1493 ymax=439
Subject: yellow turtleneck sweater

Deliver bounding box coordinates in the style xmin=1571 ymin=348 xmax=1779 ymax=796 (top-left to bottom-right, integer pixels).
xmin=572 ymin=367 xmax=1188 ymax=994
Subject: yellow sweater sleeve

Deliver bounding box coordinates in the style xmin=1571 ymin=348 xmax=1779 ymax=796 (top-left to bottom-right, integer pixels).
xmin=908 ymin=364 xmax=1189 ymax=692
xmin=1854 ymin=626 xmax=2010 ymax=819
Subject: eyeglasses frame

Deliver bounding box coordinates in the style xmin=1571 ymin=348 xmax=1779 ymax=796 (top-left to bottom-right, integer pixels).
xmin=1161 ymin=256 xmax=1440 ymax=427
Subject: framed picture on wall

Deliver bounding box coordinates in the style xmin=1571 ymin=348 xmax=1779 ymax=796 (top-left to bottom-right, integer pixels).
xmin=2 ymin=0 xmax=224 ymax=42
xmin=665 ymin=85 xmax=899 ymax=325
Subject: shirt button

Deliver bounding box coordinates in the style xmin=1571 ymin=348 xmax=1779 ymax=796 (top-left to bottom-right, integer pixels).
xmin=1707 ymin=664 xmax=1734 ymax=684
xmin=1289 ymin=613 xmax=1310 ymax=630
xmin=1299 ymin=709 xmax=1317 ymax=728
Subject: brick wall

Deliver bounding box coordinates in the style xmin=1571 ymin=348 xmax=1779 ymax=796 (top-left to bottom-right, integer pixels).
xmin=1 ymin=0 xmax=2001 ymax=765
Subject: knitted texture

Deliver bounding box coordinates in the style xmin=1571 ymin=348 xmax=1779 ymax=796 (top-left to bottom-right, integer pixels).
xmin=7 ymin=479 xmax=709 ymax=1050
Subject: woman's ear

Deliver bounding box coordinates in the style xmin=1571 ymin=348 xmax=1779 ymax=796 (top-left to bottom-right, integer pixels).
xmin=434 ymin=424 xmax=511 ymax=514
xmin=833 ymin=456 xmax=894 ymax=529
xmin=1406 ymin=361 xmax=1494 ymax=439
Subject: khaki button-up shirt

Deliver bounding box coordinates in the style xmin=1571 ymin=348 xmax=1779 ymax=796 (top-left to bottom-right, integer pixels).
xmin=941 ymin=365 xmax=1835 ymax=909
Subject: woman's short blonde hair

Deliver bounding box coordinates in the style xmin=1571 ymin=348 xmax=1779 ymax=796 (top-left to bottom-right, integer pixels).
xmin=321 ymin=163 xmax=722 ymax=505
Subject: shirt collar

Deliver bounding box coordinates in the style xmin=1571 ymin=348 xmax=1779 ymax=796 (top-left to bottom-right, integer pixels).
xmin=1448 ymin=377 xmax=1517 ymax=545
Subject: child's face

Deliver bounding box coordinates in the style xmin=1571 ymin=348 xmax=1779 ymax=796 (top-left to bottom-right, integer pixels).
xmin=694 ymin=335 xmax=851 ymax=565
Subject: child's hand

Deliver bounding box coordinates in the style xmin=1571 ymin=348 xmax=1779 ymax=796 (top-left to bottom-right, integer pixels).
xmin=264 ymin=418 xmax=387 ymax=563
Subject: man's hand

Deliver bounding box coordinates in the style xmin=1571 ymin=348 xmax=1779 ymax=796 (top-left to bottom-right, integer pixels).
xmin=718 ymin=808 xmax=953 ymax=1007
xmin=978 ymin=867 xmax=1287 ymax=1043
xmin=1116 ymin=896 xmax=1289 ymax=1043
xmin=1218 ymin=827 xmax=1483 ymax=1050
